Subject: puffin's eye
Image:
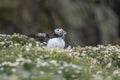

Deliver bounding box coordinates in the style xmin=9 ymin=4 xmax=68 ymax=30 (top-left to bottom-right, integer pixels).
xmin=57 ymin=29 xmax=60 ymax=31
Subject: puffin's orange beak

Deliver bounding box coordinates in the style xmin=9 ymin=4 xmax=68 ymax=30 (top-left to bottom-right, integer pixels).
xmin=61 ymin=28 xmax=67 ymax=35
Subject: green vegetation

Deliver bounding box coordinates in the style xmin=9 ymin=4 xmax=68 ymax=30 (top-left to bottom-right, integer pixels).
xmin=0 ymin=34 xmax=120 ymax=80
xmin=0 ymin=0 xmax=119 ymax=46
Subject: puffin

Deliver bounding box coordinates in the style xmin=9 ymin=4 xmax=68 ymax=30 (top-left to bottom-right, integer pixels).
xmin=28 ymin=28 xmax=67 ymax=49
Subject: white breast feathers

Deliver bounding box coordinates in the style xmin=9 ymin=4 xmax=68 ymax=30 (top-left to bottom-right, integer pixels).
xmin=47 ymin=38 xmax=65 ymax=49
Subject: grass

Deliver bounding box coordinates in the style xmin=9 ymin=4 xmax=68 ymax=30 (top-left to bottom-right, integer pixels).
xmin=0 ymin=33 xmax=120 ymax=80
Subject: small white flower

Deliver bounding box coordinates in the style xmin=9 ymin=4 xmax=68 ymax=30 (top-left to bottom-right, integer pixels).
xmin=37 ymin=58 xmax=40 ymax=61
xmin=40 ymin=71 xmax=45 ymax=75
xmin=118 ymin=55 xmax=120 ymax=58
xmin=12 ymin=68 xmax=16 ymax=72
xmin=41 ymin=62 xmax=49 ymax=66
xmin=72 ymin=75 xmax=77 ymax=78
xmin=90 ymin=65 xmax=93 ymax=69
xmin=59 ymin=67 xmax=64 ymax=69
xmin=81 ymin=53 xmax=86 ymax=57
xmin=92 ymin=59 xmax=97 ymax=64
xmin=106 ymin=62 xmax=112 ymax=68
xmin=25 ymin=47 xmax=30 ymax=51
xmin=92 ymin=74 xmax=103 ymax=80
xmin=96 ymin=71 xmax=102 ymax=74
xmin=39 ymin=56 xmax=44 ymax=60
xmin=70 ymin=63 xmax=80 ymax=69
xmin=112 ymin=70 xmax=120 ymax=75
xmin=49 ymin=60 xmax=57 ymax=65
xmin=11 ymin=62 xmax=19 ymax=66
xmin=1 ymin=61 xmax=19 ymax=67
xmin=18 ymin=55 xmax=22 ymax=58
xmin=75 ymin=70 xmax=80 ymax=74
xmin=44 ymin=55 xmax=49 ymax=58
xmin=25 ymin=59 xmax=32 ymax=63
xmin=36 ymin=42 xmax=40 ymax=47
xmin=0 ymin=42 xmax=5 ymax=45
xmin=16 ymin=58 xmax=24 ymax=62
xmin=28 ymin=43 xmax=32 ymax=47
xmin=40 ymin=43 xmax=43 ymax=46
xmin=14 ymin=43 xmax=19 ymax=46
xmin=58 ymin=70 xmax=62 ymax=74
xmin=106 ymin=76 xmax=112 ymax=80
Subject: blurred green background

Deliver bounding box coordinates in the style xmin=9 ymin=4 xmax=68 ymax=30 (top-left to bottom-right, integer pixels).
xmin=0 ymin=0 xmax=120 ymax=46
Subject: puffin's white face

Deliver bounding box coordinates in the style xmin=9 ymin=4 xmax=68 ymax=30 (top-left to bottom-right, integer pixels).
xmin=54 ymin=28 xmax=67 ymax=39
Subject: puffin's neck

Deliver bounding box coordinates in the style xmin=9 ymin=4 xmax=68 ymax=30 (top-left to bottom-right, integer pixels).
xmin=54 ymin=33 xmax=64 ymax=39
xmin=54 ymin=33 xmax=59 ymax=37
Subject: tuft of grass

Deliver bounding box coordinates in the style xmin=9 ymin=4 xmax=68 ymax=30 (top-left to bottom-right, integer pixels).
xmin=0 ymin=34 xmax=120 ymax=80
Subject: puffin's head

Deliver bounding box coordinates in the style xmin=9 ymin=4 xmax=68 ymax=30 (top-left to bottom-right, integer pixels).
xmin=54 ymin=28 xmax=67 ymax=39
